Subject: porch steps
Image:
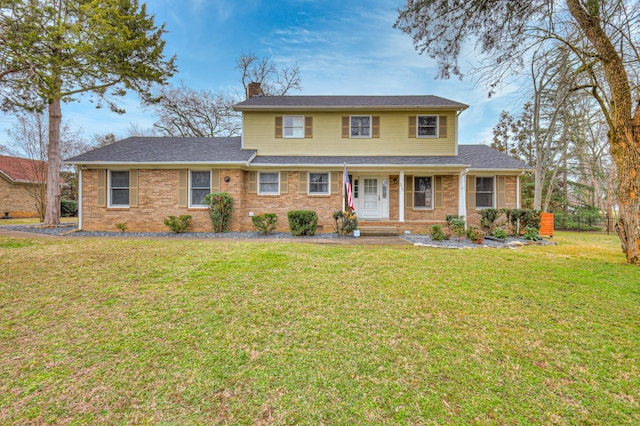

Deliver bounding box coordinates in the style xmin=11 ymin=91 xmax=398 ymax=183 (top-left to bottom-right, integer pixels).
xmin=358 ymin=225 xmax=399 ymax=236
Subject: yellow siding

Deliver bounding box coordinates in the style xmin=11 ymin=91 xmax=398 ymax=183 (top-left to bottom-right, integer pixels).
xmin=243 ymin=111 xmax=457 ymax=156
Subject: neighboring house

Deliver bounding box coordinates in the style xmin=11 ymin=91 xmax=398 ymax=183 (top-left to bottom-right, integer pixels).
xmin=0 ymin=154 xmax=48 ymax=219
xmin=65 ymin=88 xmax=531 ymax=233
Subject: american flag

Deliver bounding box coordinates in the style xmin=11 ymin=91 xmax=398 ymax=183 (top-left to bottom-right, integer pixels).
xmin=344 ymin=165 xmax=355 ymax=211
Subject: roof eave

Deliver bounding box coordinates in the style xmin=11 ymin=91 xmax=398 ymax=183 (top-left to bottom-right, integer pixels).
xmin=233 ymin=105 xmax=469 ymax=112
xmin=249 ymin=162 xmax=472 ymax=169
xmin=468 ymin=167 xmax=533 ymax=173
xmin=63 ymin=160 xmax=252 ymax=167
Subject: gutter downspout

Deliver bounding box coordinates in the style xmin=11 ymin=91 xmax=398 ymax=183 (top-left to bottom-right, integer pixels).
xmin=517 ymin=171 xmax=523 ymax=209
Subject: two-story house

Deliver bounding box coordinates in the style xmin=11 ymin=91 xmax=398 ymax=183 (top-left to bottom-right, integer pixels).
xmin=66 ymin=86 xmax=531 ymax=233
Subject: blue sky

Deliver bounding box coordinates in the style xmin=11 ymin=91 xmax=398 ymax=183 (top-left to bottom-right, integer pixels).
xmin=2 ymin=0 xmax=526 ymax=147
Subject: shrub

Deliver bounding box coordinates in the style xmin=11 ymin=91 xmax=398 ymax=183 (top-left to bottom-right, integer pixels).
xmin=114 ymin=222 xmax=128 ymax=233
xmin=252 ymin=213 xmax=278 ymax=234
xmin=445 ymin=215 xmax=460 ymax=226
xmin=450 ymin=218 xmax=466 ymax=241
xmin=287 ymin=210 xmax=318 ymax=236
xmin=204 ymin=192 xmax=234 ymax=233
xmin=521 ymin=209 xmax=542 ymax=230
xmin=430 ymin=224 xmax=449 ymax=241
xmin=61 ymin=199 xmax=78 ymax=217
xmin=491 ymin=228 xmax=508 ymax=239
xmin=466 ymin=225 xmax=484 ymax=244
xmin=479 ymin=208 xmax=501 ymax=234
xmin=522 ymin=226 xmax=541 ymax=241
xmin=333 ymin=210 xmax=358 ymax=236
xmin=502 ymin=209 xmax=541 ymax=235
xmin=164 ymin=215 xmax=192 ymax=233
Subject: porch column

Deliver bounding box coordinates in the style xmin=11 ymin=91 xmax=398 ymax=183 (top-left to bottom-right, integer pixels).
xmin=458 ymin=169 xmax=467 ymax=219
xmin=399 ymin=171 xmax=405 ymax=222
xmin=516 ymin=173 xmax=522 ymax=208
xmin=78 ymin=168 xmax=83 ymax=230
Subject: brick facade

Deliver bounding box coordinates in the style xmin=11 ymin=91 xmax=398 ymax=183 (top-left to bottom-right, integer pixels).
xmin=83 ymin=169 xmax=202 ymax=232
xmin=0 ymin=176 xmax=42 ymax=218
xmin=80 ymin=168 xmax=521 ymax=233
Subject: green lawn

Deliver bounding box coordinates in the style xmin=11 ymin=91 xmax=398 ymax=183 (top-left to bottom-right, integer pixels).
xmin=1 ymin=232 xmax=638 ymax=424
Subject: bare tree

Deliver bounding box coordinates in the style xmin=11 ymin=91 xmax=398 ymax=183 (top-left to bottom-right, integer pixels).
xmin=92 ymin=132 xmax=117 ymax=148
xmin=396 ymin=0 xmax=640 ymax=264
xmin=147 ymin=53 xmax=303 ymax=138
xmin=568 ymin=98 xmax=616 ymax=228
xmin=127 ymin=123 xmax=158 ymax=137
xmin=3 ymin=112 xmax=89 ymax=220
xmin=147 ymin=83 xmax=241 ymax=137
xmin=237 ymin=52 xmax=302 ymax=98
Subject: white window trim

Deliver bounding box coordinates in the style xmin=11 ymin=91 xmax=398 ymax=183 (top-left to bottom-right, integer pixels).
xmin=108 ymin=170 xmax=129 ymax=208
xmin=475 ymin=176 xmax=496 ymax=209
xmin=416 ymin=115 xmax=439 ymax=138
xmin=189 ymin=170 xmax=211 ymax=208
xmin=283 ymin=115 xmax=305 ymax=139
xmin=308 ymin=172 xmax=330 ymax=195
xmin=413 ymin=175 xmax=434 ymax=210
xmin=258 ymin=171 xmax=280 ymax=195
xmin=350 ymin=115 xmax=372 ymax=138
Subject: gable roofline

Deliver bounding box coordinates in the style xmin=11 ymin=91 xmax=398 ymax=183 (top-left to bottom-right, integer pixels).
xmin=234 ymin=95 xmax=469 ymax=112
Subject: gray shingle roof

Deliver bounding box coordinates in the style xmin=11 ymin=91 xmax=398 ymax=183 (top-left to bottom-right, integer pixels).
xmin=458 ymin=145 xmax=532 ymax=170
xmin=251 ymin=145 xmax=531 ymax=170
xmin=65 ymin=136 xmax=255 ymax=164
xmin=64 ymin=137 xmax=530 ymax=171
xmin=234 ymin=95 xmax=468 ymax=111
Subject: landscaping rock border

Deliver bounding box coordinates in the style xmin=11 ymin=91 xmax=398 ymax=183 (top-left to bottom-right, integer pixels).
xmin=1 ymin=224 xmax=555 ymax=248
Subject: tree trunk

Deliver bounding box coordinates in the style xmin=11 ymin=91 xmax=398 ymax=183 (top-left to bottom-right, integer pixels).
xmin=533 ymin=166 xmax=544 ymax=211
xmin=567 ymin=0 xmax=640 ymax=264
xmin=43 ymin=99 xmax=61 ymax=226
xmin=612 ymin=122 xmax=640 ymax=264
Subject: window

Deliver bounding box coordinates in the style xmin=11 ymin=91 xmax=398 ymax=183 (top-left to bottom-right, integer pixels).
xmin=414 ymin=176 xmax=433 ymax=208
xmin=259 ymin=172 xmax=279 ymax=195
xmin=283 ymin=115 xmax=304 ymax=138
xmin=190 ymin=170 xmax=211 ymax=207
xmin=417 ymin=115 xmax=438 ymax=137
xmin=351 ymin=115 xmax=371 ymax=137
xmin=308 ymin=172 xmax=329 ymax=195
xmin=109 ymin=170 xmax=129 ymax=207
xmin=476 ymin=177 xmax=494 ymax=208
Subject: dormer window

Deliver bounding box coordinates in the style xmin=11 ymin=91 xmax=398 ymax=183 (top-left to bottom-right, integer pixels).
xmin=417 ymin=115 xmax=438 ymax=137
xmin=350 ymin=115 xmax=371 ymax=138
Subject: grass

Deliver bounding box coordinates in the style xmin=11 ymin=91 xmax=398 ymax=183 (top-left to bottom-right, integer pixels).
xmin=0 ymin=232 xmax=638 ymax=424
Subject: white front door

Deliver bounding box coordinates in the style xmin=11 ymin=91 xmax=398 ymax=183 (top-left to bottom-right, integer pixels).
xmin=360 ymin=177 xmax=380 ymax=218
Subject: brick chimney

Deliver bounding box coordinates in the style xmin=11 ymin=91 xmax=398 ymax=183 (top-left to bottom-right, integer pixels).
xmin=247 ymin=82 xmax=264 ymax=99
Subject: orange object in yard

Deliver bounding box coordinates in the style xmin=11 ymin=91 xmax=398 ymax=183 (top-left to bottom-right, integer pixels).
xmin=540 ymin=212 xmax=554 ymax=238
